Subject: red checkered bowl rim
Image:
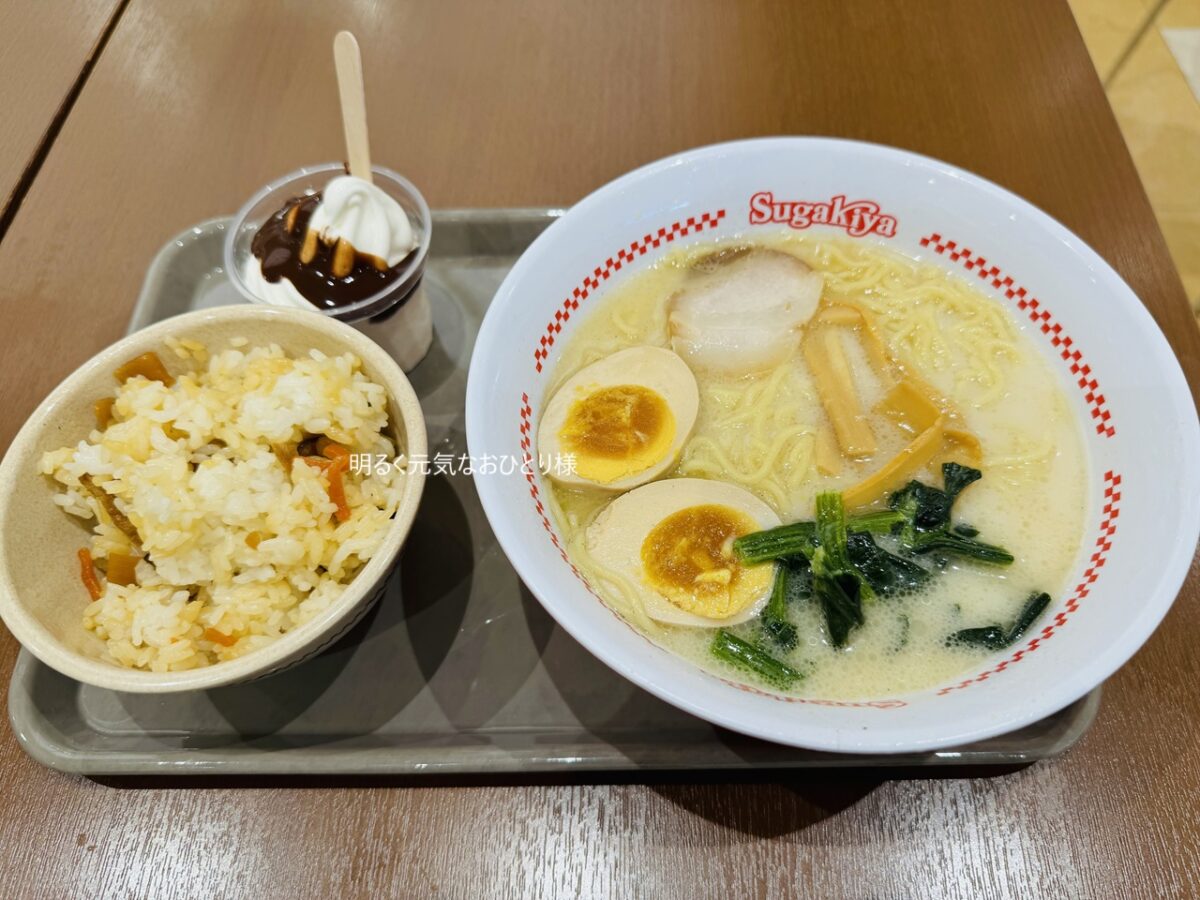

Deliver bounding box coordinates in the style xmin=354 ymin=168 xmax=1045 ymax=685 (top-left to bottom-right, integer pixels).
xmin=466 ymin=137 xmax=1200 ymax=752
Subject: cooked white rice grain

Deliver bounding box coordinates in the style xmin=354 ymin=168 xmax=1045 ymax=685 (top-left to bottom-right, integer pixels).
xmin=42 ymin=340 xmax=406 ymax=671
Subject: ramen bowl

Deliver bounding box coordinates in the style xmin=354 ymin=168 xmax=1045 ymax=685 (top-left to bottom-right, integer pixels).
xmin=0 ymin=306 xmax=427 ymax=693
xmin=466 ymin=137 xmax=1200 ymax=753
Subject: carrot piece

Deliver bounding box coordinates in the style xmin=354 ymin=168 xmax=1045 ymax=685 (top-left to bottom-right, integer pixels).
xmin=325 ymin=455 xmax=351 ymax=522
xmin=77 ymin=549 xmax=103 ymax=600
xmin=300 ymin=454 xmax=351 ymax=521
xmin=106 ymin=551 xmax=138 ymax=586
xmin=203 ymin=628 xmax=237 ymax=647
xmin=114 ymin=351 xmax=174 ymax=386
xmin=320 ymin=441 xmax=351 ymax=461
xmin=93 ymin=397 xmax=116 ymax=429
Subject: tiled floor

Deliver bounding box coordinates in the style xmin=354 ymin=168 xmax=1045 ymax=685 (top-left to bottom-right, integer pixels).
xmin=1069 ymin=0 xmax=1200 ymax=313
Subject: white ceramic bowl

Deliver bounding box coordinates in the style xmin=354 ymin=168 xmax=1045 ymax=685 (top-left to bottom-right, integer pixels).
xmin=0 ymin=306 xmax=427 ymax=693
xmin=466 ymin=137 xmax=1200 ymax=753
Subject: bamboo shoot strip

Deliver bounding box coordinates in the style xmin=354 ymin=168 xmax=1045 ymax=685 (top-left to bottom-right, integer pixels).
xmin=803 ymin=326 xmax=877 ymax=457
xmin=842 ymin=418 xmax=947 ymax=510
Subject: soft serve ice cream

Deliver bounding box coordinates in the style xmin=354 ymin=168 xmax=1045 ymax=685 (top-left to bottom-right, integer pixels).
xmin=241 ymin=174 xmax=419 ymax=311
xmin=237 ymin=171 xmax=433 ymax=371
xmin=308 ymin=176 xmax=416 ymax=271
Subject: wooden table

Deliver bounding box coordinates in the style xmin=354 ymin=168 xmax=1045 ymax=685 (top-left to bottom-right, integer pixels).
xmin=0 ymin=0 xmax=123 ymax=216
xmin=1 ymin=1 xmax=1198 ymax=895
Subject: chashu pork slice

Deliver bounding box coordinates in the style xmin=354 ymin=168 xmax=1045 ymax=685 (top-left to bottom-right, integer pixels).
xmin=668 ymin=249 xmax=823 ymax=375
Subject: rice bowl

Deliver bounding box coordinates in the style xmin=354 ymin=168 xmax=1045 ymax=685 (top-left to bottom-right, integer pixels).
xmin=40 ymin=338 xmax=407 ymax=671
xmin=0 ymin=306 xmax=426 ymax=693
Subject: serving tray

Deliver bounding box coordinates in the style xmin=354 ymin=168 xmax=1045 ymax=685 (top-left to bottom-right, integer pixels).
xmin=7 ymin=209 xmax=1100 ymax=775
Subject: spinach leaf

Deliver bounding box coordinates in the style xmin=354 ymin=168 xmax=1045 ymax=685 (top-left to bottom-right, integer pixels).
xmin=780 ymin=555 xmax=813 ymax=602
xmin=813 ymin=569 xmax=866 ymax=649
xmin=846 ymin=531 xmax=931 ymax=597
xmin=889 ymin=480 xmax=953 ymax=532
xmin=891 ymin=462 xmax=1014 ymax=567
xmin=1008 ymin=591 xmax=1052 ymax=642
xmin=942 ymin=461 xmax=983 ymax=499
xmin=911 ymin=531 xmax=1014 ymax=566
xmin=948 ymin=624 xmax=1009 ymax=650
xmin=890 ymin=461 xmax=982 ymax=532
xmin=810 ymin=492 xmax=873 ymax=648
xmin=948 ymin=592 xmax=1051 ymax=650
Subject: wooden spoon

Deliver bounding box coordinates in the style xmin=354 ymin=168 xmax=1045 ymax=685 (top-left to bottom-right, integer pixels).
xmin=333 ymin=30 xmax=372 ymax=183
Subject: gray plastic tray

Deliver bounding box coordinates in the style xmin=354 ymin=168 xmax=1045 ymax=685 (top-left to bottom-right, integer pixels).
xmin=7 ymin=209 xmax=1100 ymax=775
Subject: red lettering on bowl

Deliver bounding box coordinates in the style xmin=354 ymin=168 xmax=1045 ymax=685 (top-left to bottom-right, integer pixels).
xmin=748 ymin=192 xmax=898 ymax=238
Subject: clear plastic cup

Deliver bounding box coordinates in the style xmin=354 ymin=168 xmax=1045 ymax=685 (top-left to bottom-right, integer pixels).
xmin=224 ymin=163 xmax=434 ymax=370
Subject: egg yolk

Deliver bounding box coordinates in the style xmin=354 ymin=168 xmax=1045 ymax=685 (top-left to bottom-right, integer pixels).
xmin=640 ymin=503 xmax=770 ymax=619
xmin=559 ymin=385 xmax=675 ymax=484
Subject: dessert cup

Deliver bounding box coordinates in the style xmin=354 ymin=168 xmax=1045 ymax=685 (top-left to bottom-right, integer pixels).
xmin=225 ymin=163 xmax=433 ymax=371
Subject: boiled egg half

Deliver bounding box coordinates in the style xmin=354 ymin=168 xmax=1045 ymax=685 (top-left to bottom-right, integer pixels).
xmin=538 ymin=346 xmax=699 ymax=491
xmin=586 ymin=477 xmax=781 ymax=626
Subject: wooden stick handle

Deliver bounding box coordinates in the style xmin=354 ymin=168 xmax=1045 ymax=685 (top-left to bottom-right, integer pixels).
xmin=333 ymin=31 xmax=372 ymax=182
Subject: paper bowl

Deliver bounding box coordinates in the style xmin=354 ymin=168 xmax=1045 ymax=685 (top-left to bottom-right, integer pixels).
xmin=0 ymin=306 xmax=427 ymax=693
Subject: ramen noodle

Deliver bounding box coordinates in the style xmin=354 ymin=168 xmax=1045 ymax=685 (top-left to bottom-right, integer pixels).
xmin=539 ymin=234 xmax=1087 ymax=700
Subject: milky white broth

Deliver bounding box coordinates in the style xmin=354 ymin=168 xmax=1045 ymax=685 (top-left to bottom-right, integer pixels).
xmin=543 ymin=233 xmax=1088 ymax=699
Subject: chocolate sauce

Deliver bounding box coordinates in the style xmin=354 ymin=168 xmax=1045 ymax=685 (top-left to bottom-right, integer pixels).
xmin=249 ymin=194 xmax=416 ymax=310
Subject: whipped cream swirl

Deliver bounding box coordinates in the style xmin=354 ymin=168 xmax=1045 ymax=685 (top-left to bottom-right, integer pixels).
xmin=307 ymin=175 xmax=416 ymax=268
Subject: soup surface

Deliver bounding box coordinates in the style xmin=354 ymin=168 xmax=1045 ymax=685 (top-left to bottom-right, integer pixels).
xmin=542 ymin=234 xmax=1087 ymax=699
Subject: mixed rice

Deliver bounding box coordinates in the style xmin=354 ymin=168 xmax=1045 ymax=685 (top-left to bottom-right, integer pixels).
xmin=39 ymin=337 xmax=406 ymax=671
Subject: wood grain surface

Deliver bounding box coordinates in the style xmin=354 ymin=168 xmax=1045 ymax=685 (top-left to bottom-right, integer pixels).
xmin=0 ymin=0 xmax=123 ymax=216
xmin=0 ymin=0 xmax=1198 ymax=897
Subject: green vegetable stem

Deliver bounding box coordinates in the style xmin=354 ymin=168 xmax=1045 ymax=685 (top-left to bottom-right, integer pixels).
xmin=710 ymin=630 xmax=803 ymax=689
xmin=760 ymin=565 xmax=799 ymax=650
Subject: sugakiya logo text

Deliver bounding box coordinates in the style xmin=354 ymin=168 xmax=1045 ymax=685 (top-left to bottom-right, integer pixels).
xmin=748 ymin=192 xmax=898 ymax=238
